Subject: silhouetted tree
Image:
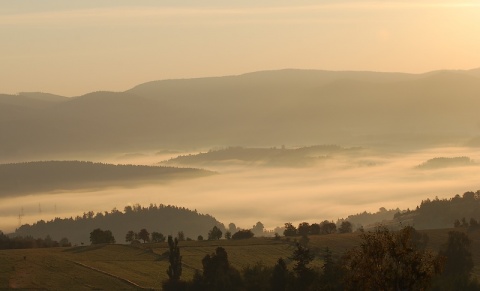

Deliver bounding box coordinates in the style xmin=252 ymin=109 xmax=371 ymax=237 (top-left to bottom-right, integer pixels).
xmin=338 ymin=221 xmax=352 ymax=233
xmin=151 ymin=231 xmax=165 ymax=243
xmin=283 ymin=223 xmax=297 ymax=236
xmin=290 ymin=242 xmax=315 ymax=290
xmin=167 ymin=235 xmax=182 ymax=280
xmin=343 ymin=226 xmax=443 ymax=290
xmin=271 ymin=258 xmax=289 ymax=291
xmin=197 ymin=235 xmax=204 ymax=241
xmin=125 ymin=230 xmax=135 ymax=243
xmin=89 ymin=228 xmax=115 ymax=244
xmin=193 ymin=247 xmax=243 ymax=291
xmin=208 ymin=226 xmax=222 ymax=240
xmin=232 ymin=229 xmax=254 ymax=240
xmin=225 ymin=231 xmax=232 ymax=240
xmin=320 ymin=247 xmax=343 ymax=290
xmin=320 ymin=220 xmax=336 ymax=234
xmin=297 ymin=222 xmax=310 ymax=236
xmin=431 ymin=231 xmax=480 ymax=290
xmin=138 ymin=228 xmax=150 ymax=243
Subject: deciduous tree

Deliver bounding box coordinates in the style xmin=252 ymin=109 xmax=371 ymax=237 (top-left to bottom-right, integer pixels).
xmin=343 ymin=226 xmax=443 ymax=290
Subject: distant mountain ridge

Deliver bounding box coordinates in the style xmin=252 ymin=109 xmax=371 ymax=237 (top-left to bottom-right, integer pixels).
xmin=2 ymin=69 xmax=480 ymax=160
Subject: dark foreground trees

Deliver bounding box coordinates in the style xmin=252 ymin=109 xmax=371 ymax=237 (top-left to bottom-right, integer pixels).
xmin=431 ymin=231 xmax=480 ymax=290
xmin=343 ymin=226 xmax=443 ymax=290
xmin=192 ymin=247 xmax=243 ymax=291
xmin=158 ymin=225 xmax=479 ymax=290
xmin=163 ymin=235 xmax=187 ymax=290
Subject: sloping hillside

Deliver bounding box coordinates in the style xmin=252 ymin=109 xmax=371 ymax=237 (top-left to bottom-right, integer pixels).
xmin=0 ymin=161 xmax=214 ymax=197
xmin=14 ymin=204 xmax=225 ymax=244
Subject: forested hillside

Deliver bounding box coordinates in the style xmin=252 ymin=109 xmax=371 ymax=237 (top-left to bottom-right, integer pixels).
xmin=14 ymin=204 xmax=225 ymax=244
xmin=394 ymin=190 xmax=480 ymax=229
xmin=415 ymin=156 xmax=475 ymax=169
xmin=0 ymin=161 xmax=214 ymax=197
xmin=163 ymin=145 xmax=361 ymax=167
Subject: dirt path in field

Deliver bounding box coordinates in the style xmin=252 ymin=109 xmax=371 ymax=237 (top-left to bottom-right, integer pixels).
xmin=71 ymin=260 xmax=150 ymax=290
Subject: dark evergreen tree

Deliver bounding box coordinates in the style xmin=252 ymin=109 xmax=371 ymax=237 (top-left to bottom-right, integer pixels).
xmin=290 ymin=242 xmax=315 ymax=290
xmin=430 ymin=231 xmax=480 ymax=290
xmin=166 ymin=235 xmax=182 ymax=281
xmin=193 ymin=247 xmax=243 ymax=291
xmin=271 ymin=258 xmax=289 ymax=291
xmin=338 ymin=221 xmax=353 ymax=233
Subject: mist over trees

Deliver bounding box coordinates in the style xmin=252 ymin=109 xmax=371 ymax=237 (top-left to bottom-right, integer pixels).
xmin=15 ymin=203 xmax=225 ymax=244
xmin=395 ymin=190 xmax=480 ymax=229
xmin=162 ymin=145 xmax=359 ymax=168
xmin=416 ymin=157 xmax=475 ymax=170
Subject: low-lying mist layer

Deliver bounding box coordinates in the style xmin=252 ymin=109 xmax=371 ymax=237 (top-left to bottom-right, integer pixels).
xmin=1 ymin=146 xmax=479 ymax=234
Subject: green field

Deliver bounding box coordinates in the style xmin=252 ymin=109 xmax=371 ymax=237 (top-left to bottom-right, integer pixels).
xmin=2 ymin=229 xmax=480 ymax=290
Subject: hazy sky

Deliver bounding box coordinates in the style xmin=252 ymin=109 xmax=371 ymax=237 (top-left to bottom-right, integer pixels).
xmin=1 ymin=0 xmax=480 ymax=96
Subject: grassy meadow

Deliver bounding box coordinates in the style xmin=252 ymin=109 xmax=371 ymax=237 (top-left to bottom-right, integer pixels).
xmin=2 ymin=228 xmax=480 ymax=290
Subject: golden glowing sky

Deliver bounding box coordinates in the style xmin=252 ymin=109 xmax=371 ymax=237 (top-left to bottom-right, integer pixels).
xmin=1 ymin=0 xmax=480 ymax=96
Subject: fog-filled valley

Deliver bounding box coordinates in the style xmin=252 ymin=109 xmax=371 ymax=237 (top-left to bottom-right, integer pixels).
xmin=2 ymin=69 xmax=480 ymax=240
xmin=2 ymin=143 xmax=480 ymax=238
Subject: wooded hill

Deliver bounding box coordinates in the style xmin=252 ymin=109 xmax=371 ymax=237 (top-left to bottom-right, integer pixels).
xmin=12 ymin=189 xmax=480 ymax=245
xmin=415 ymin=156 xmax=475 ymax=169
xmin=2 ymin=69 xmax=480 ymax=160
xmin=388 ymin=190 xmax=480 ymax=230
xmin=0 ymin=161 xmax=214 ymax=197
xmin=162 ymin=145 xmax=361 ymax=167
xmin=14 ymin=204 xmax=225 ymax=244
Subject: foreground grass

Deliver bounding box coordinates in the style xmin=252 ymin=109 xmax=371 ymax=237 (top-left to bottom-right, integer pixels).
xmin=1 ymin=228 xmax=480 ymax=290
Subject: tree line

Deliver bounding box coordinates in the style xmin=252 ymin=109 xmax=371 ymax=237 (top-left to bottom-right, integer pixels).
xmin=88 ymin=225 xmax=255 ymax=245
xmin=395 ymin=190 xmax=480 ymax=229
xmin=0 ymin=231 xmax=71 ymax=249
